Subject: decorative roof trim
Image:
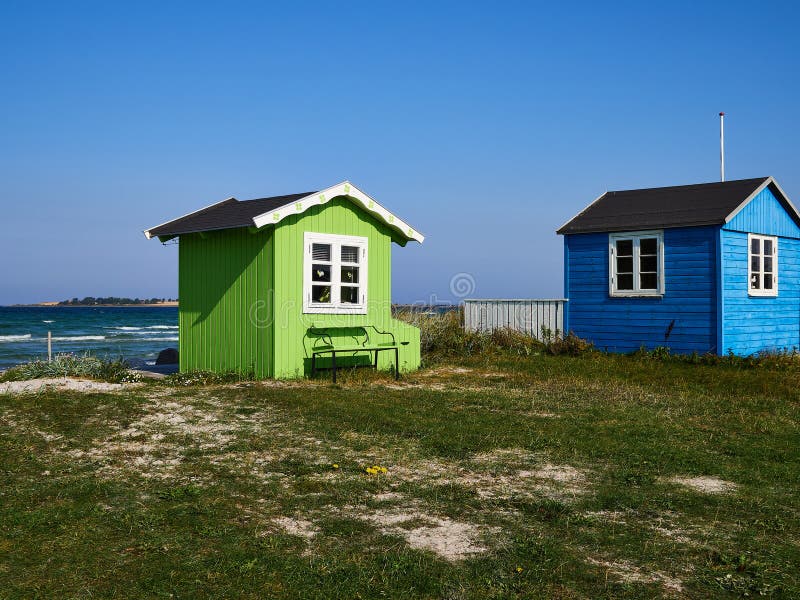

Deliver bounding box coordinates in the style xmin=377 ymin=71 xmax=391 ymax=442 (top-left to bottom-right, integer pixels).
xmin=251 ymin=181 xmax=424 ymax=243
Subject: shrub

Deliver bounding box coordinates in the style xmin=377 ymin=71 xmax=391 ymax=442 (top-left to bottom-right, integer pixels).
xmin=543 ymin=332 xmax=594 ymax=356
xmin=394 ymin=308 xmax=591 ymax=359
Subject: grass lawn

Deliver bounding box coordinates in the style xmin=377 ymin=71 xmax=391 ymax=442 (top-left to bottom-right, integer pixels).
xmin=1 ymin=352 xmax=799 ymax=598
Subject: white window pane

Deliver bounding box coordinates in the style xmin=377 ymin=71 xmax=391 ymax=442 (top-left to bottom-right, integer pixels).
xmin=312 ymin=285 xmax=331 ymax=303
xmin=617 ymin=274 xmax=634 ymax=290
xmin=764 ymin=274 xmax=774 ymax=290
xmin=341 ymin=266 xmax=359 ymax=284
xmin=312 ymin=264 xmax=331 ymax=282
xmin=616 ymin=239 xmax=633 ymax=256
xmin=764 ymin=239 xmax=773 ymax=255
xmin=616 ymin=256 xmax=633 ymax=274
xmin=751 ymin=255 xmax=760 ymax=274
xmin=750 ymin=273 xmax=760 ymax=290
xmin=312 ymin=243 xmax=331 ymax=262
xmin=764 ymin=256 xmax=773 ymax=273
xmin=640 ymin=238 xmax=658 ymax=255
xmin=640 ymin=273 xmax=658 ymax=289
xmin=341 ymin=245 xmax=359 ymax=263
xmin=340 ymin=286 xmax=359 ymax=304
xmin=751 ymin=238 xmax=760 ymax=255
xmin=640 ymin=255 xmax=657 ymax=272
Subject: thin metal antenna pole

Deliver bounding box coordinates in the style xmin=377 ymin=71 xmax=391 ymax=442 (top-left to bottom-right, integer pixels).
xmin=719 ymin=112 xmax=725 ymax=182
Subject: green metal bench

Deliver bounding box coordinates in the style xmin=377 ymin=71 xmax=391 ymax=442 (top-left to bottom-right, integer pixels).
xmin=308 ymin=325 xmax=400 ymax=383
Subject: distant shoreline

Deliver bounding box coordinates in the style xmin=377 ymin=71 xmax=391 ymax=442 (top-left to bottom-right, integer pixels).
xmin=6 ymin=302 xmax=179 ymax=308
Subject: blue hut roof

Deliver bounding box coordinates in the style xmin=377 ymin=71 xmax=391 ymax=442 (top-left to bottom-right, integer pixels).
xmin=558 ymin=177 xmax=798 ymax=234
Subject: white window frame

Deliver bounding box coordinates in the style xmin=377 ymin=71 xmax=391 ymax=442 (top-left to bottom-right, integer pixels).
xmin=748 ymin=233 xmax=778 ymax=297
xmin=608 ymin=230 xmax=665 ymax=297
xmin=303 ymin=232 xmax=368 ymax=314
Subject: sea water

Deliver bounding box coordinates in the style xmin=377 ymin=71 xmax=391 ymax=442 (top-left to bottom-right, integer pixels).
xmin=0 ymin=306 xmax=178 ymax=370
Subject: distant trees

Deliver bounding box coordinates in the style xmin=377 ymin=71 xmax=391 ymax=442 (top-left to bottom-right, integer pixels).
xmin=58 ymin=297 xmax=177 ymax=306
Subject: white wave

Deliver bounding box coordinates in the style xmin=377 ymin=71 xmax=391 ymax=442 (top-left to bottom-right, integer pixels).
xmin=42 ymin=320 xmax=55 ymax=323
xmin=51 ymin=335 xmax=106 ymax=341
xmin=109 ymin=325 xmax=177 ymax=332
xmin=0 ymin=334 xmax=32 ymax=342
xmin=141 ymin=336 xmax=179 ymax=342
xmin=109 ymin=330 xmax=177 ymax=338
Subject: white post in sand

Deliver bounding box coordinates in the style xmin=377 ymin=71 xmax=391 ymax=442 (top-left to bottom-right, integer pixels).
xmin=47 ymin=331 xmax=52 ymax=362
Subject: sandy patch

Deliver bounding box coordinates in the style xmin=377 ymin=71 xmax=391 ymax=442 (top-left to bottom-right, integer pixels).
xmin=270 ymin=501 xmax=496 ymax=561
xmin=272 ymin=516 xmax=320 ymax=540
xmin=380 ymin=451 xmax=590 ymax=503
xmin=360 ymin=507 xmax=492 ymax=560
xmin=666 ymin=475 xmax=737 ymax=495
xmin=584 ymin=509 xmax=631 ymax=524
xmin=0 ymin=377 xmax=136 ymax=395
xmin=382 ymin=382 xmax=448 ymax=392
xmin=51 ymin=396 xmax=294 ymax=482
xmin=421 ymin=367 xmax=475 ymax=376
xmin=520 ymin=463 xmax=585 ymax=485
xmin=455 ymin=451 xmax=591 ymax=501
xmin=471 ymin=447 xmax=537 ymax=465
xmin=412 ymin=367 xmax=508 ymax=381
xmin=373 ymin=491 xmax=404 ymax=502
xmin=587 ymin=557 xmax=684 ymax=593
xmin=458 ymin=465 xmax=588 ymax=501
xmin=583 ymin=509 xmax=713 ymax=547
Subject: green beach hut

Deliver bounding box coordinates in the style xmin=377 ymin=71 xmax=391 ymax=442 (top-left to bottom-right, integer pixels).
xmin=144 ymin=181 xmax=424 ymax=379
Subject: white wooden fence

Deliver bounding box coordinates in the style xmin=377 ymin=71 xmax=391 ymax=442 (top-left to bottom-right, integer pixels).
xmin=463 ymin=299 xmax=568 ymax=340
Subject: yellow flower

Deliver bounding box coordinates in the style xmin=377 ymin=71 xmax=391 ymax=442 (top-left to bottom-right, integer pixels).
xmin=516 ymin=566 xmax=523 ymax=573
xmin=332 ymin=464 xmax=339 ymax=469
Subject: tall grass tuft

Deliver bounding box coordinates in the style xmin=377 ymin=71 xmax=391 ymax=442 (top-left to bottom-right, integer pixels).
xmin=0 ymin=354 xmax=143 ymax=383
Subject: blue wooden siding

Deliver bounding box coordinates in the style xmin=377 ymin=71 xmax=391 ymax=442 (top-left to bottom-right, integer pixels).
xmin=725 ymin=186 xmax=800 ymax=238
xmin=720 ymin=231 xmax=800 ymax=355
xmin=565 ymin=227 xmax=717 ymax=353
xmin=720 ymin=186 xmax=800 ymax=355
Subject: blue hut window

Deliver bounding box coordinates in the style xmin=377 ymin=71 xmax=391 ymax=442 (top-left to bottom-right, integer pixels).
xmin=748 ymin=234 xmax=778 ymax=297
xmin=608 ymin=231 xmax=664 ymax=297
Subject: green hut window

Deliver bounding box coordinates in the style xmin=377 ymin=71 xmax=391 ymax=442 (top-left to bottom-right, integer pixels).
xmin=304 ymin=233 xmax=368 ymax=314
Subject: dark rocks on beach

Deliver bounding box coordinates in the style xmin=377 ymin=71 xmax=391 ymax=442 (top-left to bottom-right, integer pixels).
xmin=156 ymin=347 xmax=179 ymax=365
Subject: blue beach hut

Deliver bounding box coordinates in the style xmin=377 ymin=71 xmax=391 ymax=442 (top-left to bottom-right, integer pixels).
xmin=557 ymin=177 xmax=800 ymax=355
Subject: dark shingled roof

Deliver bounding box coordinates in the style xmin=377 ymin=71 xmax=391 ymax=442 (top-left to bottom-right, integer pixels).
xmin=146 ymin=191 xmax=316 ymax=238
xmin=557 ymin=177 xmax=783 ymax=235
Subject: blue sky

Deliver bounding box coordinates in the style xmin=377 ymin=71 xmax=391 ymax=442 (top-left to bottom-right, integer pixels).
xmin=1 ymin=1 xmax=798 ymax=305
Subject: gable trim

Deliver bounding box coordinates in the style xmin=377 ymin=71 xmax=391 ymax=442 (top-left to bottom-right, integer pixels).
xmin=251 ymin=181 xmax=425 ymax=243
xmin=723 ymin=176 xmax=800 ymax=228
xmin=556 ymin=191 xmax=607 ymax=235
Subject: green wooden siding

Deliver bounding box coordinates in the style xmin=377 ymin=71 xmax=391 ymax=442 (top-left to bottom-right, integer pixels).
xmin=271 ymin=198 xmax=419 ymax=378
xmin=177 ymin=196 xmax=420 ymax=379
xmin=178 ymin=227 xmax=274 ymax=377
